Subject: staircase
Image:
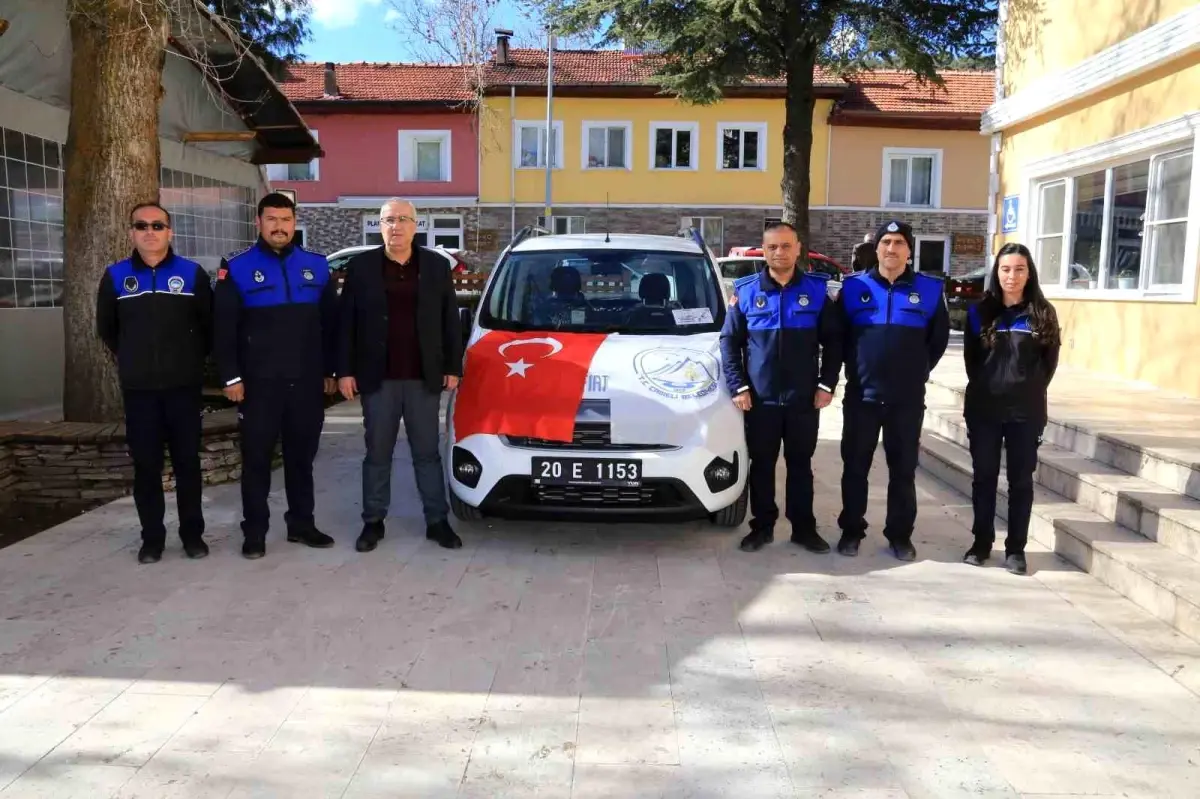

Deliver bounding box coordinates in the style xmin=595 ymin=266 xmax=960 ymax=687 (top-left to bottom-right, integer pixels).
xmin=917 ymin=366 xmax=1200 ymax=642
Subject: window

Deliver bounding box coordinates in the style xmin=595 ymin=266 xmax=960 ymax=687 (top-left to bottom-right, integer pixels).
xmin=1033 ymin=146 xmax=1194 ymax=294
xmin=514 ymin=121 xmax=563 ymax=169
xmin=0 ymin=128 xmax=64 ymax=309
xmin=266 ymin=130 xmax=319 ymax=182
xmin=582 ymin=122 xmax=630 ymax=169
xmin=717 ymin=124 xmax=766 ymax=171
xmin=537 ymin=215 xmax=586 ymax=235
xmin=159 ymin=168 xmax=257 ymax=273
xmin=293 ymin=225 xmax=306 ymax=249
xmin=681 ymin=216 xmax=724 ymax=255
xmin=430 ymin=214 xmax=463 ymax=249
xmin=650 ymin=123 xmax=698 ymax=170
xmin=883 ymin=148 xmax=940 ymax=208
xmin=399 ymin=130 xmax=451 ymax=182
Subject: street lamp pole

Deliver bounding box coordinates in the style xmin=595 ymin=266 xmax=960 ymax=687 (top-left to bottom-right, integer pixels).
xmin=543 ymin=24 xmax=555 ymax=229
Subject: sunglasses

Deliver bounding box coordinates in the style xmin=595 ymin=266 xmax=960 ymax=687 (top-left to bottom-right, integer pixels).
xmin=131 ymin=221 xmax=170 ymax=231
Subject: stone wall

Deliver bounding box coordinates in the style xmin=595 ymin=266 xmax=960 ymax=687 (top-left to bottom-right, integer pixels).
xmin=299 ymin=205 xmax=484 ymax=264
xmin=0 ymin=409 xmax=255 ymax=509
xmin=474 ymin=206 xmax=988 ymax=277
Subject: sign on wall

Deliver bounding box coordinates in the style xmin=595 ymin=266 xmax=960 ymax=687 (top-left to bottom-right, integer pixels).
xmin=952 ymin=234 xmax=986 ymax=256
xmin=1001 ymin=195 xmax=1020 ymax=233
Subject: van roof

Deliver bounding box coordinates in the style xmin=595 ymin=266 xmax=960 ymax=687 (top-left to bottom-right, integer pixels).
xmin=512 ymin=233 xmax=705 ymax=255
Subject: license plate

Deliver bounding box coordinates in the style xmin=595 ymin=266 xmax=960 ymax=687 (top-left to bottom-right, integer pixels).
xmin=531 ymin=456 xmax=642 ymax=487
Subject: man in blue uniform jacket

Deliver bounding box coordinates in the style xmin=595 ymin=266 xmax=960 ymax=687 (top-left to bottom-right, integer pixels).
xmin=720 ymin=221 xmax=844 ymax=553
xmin=97 ymin=202 xmax=213 ymax=564
xmin=836 ymin=220 xmax=949 ymax=560
xmin=214 ymin=193 xmax=339 ymax=559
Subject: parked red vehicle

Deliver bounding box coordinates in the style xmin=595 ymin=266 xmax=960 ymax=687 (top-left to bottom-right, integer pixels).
xmin=726 ymin=246 xmax=849 ymax=277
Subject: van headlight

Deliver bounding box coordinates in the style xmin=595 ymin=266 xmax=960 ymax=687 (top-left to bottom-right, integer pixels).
xmin=704 ymin=453 xmax=739 ymax=493
xmin=452 ymin=447 xmax=483 ymax=488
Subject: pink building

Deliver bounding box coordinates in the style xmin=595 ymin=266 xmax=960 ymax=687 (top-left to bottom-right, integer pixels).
xmin=271 ymin=62 xmax=480 ymax=256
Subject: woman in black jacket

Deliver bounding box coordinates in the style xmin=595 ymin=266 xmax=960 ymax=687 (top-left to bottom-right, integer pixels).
xmin=962 ymin=243 xmax=1061 ymax=575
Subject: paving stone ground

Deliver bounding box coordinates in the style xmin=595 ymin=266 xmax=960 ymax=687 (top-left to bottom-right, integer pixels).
xmin=1 ymin=399 xmax=1198 ymax=798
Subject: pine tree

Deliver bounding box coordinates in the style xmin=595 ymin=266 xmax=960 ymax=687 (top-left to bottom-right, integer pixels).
xmin=206 ymin=0 xmax=312 ymax=76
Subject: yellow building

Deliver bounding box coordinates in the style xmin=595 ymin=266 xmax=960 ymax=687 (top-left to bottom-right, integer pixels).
xmin=477 ymin=40 xmax=993 ymax=273
xmin=987 ymin=1 xmax=1200 ymax=396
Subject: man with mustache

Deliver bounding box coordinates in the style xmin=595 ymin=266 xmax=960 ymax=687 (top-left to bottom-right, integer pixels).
xmin=337 ymin=198 xmax=465 ymax=552
xmin=214 ymin=193 xmax=339 ymax=559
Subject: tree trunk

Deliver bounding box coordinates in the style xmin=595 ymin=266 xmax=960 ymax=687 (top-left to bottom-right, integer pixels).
xmin=781 ymin=44 xmax=818 ymax=255
xmin=62 ymin=0 xmax=168 ymax=422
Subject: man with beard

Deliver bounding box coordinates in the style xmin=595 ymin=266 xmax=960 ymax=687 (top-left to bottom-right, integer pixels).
xmin=214 ymin=192 xmax=339 ymax=559
xmin=337 ymin=198 xmax=465 ymax=552
xmin=836 ymin=220 xmax=949 ymax=561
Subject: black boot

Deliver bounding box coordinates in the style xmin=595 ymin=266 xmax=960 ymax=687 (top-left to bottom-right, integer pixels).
xmin=182 ymin=537 xmax=209 ymax=560
xmin=789 ymin=529 xmax=831 ymax=554
xmin=137 ymin=542 xmax=163 ymax=564
xmin=356 ymin=521 xmax=385 ymax=553
xmin=836 ymin=534 xmax=861 ymax=556
xmin=739 ymin=528 xmax=774 ymax=552
xmin=426 ymin=520 xmax=463 ymax=549
xmin=1005 ymin=553 xmax=1028 ymax=575
xmin=963 ymin=541 xmax=991 ymax=567
xmin=242 ymin=537 xmax=266 ymax=559
xmin=889 ymin=540 xmax=917 ymax=562
xmin=287 ymin=526 xmax=335 ymax=548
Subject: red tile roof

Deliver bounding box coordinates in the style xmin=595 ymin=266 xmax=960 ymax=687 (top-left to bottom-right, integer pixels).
xmin=278 ymin=62 xmax=474 ymax=102
xmin=834 ymin=70 xmax=994 ymax=116
xmin=482 ymin=48 xmax=845 ymax=88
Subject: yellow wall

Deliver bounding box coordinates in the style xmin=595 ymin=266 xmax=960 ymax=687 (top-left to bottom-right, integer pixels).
xmin=827 ymin=127 xmax=989 ymax=209
xmin=996 ymin=45 xmax=1200 ymax=396
xmin=479 ymin=95 xmax=833 ymax=206
xmin=1003 ymin=0 xmax=1197 ymax=95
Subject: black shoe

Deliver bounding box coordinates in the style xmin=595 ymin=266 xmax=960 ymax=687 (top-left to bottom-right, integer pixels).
xmin=889 ymin=540 xmax=917 ymax=562
xmin=182 ymin=538 xmax=209 ymax=560
xmin=242 ymin=538 xmax=266 ymax=559
xmin=356 ymin=521 xmax=385 ymax=553
xmin=1005 ymin=553 xmax=1028 ymax=575
xmin=287 ymin=526 xmax=335 ymax=549
xmin=836 ymin=535 xmax=861 ymax=557
xmin=426 ymin=520 xmax=463 ymax=549
xmin=790 ymin=530 xmax=830 ymax=554
xmin=137 ymin=543 xmax=163 ymax=565
xmin=739 ymin=529 xmax=773 ymax=552
xmin=963 ymin=542 xmax=991 ymax=567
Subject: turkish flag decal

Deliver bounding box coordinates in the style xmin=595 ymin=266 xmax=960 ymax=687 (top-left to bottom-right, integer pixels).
xmin=453 ymin=331 xmax=609 ymax=443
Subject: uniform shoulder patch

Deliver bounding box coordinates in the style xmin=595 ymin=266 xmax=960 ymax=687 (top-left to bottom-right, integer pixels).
xmin=732 ymin=273 xmax=758 ymax=288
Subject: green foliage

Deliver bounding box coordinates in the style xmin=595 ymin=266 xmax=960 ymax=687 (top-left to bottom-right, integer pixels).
xmin=206 ymin=0 xmax=312 ymax=76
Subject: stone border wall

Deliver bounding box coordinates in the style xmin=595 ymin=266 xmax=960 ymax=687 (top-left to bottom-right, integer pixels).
xmin=0 ymin=408 xmax=254 ymax=509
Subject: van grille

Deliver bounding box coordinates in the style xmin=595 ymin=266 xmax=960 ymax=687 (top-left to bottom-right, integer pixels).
xmin=504 ymin=422 xmax=674 ymax=451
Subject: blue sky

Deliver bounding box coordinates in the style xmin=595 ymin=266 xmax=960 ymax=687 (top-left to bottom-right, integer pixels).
xmin=302 ymin=0 xmax=567 ymax=63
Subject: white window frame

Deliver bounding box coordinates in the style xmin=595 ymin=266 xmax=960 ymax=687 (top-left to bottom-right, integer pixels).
xmin=649 ymin=122 xmax=699 ymax=171
xmin=514 ymin=120 xmax=564 ymax=170
xmin=537 ymin=215 xmax=586 ymax=235
xmin=429 ymin=213 xmax=464 ymax=249
xmin=882 ymin=147 xmax=942 ymax=209
xmin=914 ymin=234 xmax=951 ymax=274
xmin=266 ymin=129 xmax=319 ymax=182
xmin=716 ymin=123 xmax=767 ymax=172
xmin=398 ymin=129 xmax=452 ymax=182
xmin=581 ymin=121 xmax=632 ymax=170
xmin=293 ymin=223 xmax=307 ymax=249
xmin=1022 ymin=117 xmax=1200 ymax=303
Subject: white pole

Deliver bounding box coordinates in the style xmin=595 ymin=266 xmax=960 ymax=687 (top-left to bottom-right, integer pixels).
xmin=543 ymin=25 xmax=554 ymax=229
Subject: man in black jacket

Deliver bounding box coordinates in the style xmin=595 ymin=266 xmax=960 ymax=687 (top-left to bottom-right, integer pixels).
xmin=337 ymin=198 xmax=464 ymax=551
xmin=96 ymin=202 xmax=213 ymax=564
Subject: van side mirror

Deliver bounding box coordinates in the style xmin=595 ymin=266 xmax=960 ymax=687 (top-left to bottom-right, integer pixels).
xmin=459 ymin=306 xmax=473 ymax=346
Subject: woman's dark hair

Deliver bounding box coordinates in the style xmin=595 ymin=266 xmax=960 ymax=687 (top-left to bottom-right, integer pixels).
xmin=977 ymin=242 xmax=1061 ymax=348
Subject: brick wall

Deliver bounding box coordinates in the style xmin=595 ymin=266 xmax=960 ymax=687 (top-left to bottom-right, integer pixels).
xmin=0 ymin=410 xmax=257 ymax=509
xmin=811 ymin=210 xmax=989 ymax=277
xmin=299 ymin=205 xmax=483 ymax=263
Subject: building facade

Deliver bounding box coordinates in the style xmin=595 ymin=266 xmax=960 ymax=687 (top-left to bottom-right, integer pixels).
xmin=0 ymin=3 xmax=317 ymax=419
xmin=987 ymin=1 xmax=1200 ymax=396
xmin=270 ymin=63 xmax=480 ymax=258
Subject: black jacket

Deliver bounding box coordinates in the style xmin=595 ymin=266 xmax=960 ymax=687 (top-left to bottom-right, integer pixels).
xmin=213 ymin=240 xmax=338 ymax=385
xmin=96 ymin=249 xmax=213 ymax=391
xmin=336 ymin=245 xmax=464 ymax=395
xmin=963 ymin=300 xmax=1060 ymax=424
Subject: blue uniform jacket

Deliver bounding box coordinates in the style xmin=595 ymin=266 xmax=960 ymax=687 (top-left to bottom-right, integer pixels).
xmin=719 ymin=268 xmax=844 ymax=406
xmin=213 ymin=239 xmax=338 ymax=385
xmin=840 ymin=266 xmax=949 ymax=404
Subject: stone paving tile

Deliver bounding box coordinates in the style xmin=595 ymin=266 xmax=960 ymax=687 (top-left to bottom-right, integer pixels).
xmin=0 ymin=404 xmax=1199 ymax=797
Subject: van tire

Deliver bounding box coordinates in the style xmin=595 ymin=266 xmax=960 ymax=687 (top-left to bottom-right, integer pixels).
xmin=450 ymin=491 xmax=484 ymax=521
xmin=710 ymin=487 xmax=749 ymax=528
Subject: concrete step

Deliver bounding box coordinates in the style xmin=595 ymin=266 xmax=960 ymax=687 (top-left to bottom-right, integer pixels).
xmin=918 ymin=430 xmax=1200 ymax=642
xmin=924 ymin=404 xmax=1200 ymax=566
xmin=926 ymin=380 xmax=1200 ymax=503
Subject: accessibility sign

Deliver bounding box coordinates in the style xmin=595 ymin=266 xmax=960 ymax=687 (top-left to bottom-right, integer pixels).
xmin=1001 ymin=195 xmax=1019 ymax=233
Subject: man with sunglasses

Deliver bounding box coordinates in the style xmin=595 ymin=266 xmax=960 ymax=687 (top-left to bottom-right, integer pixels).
xmin=214 ymin=193 xmax=339 ymax=559
xmin=96 ymin=202 xmax=213 ymax=564
xmin=336 ymin=198 xmax=464 ymax=552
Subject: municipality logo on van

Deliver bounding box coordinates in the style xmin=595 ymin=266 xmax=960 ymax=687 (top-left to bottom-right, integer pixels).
xmin=633 ymin=347 xmax=719 ymax=400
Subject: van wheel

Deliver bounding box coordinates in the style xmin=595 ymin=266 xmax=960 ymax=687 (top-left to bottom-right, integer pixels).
xmin=710 ymin=487 xmax=749 ymax=528
xmin=450 ymin=491 xmax=484 ymax=521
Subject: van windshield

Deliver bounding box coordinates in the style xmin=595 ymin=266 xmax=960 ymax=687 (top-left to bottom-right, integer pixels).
xmin=479 ymin=248 xmax=726 ymax=334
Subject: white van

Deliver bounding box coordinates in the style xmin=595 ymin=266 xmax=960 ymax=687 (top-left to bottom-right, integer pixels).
xmin=445 ymin=230 xmax=749 ymax=526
